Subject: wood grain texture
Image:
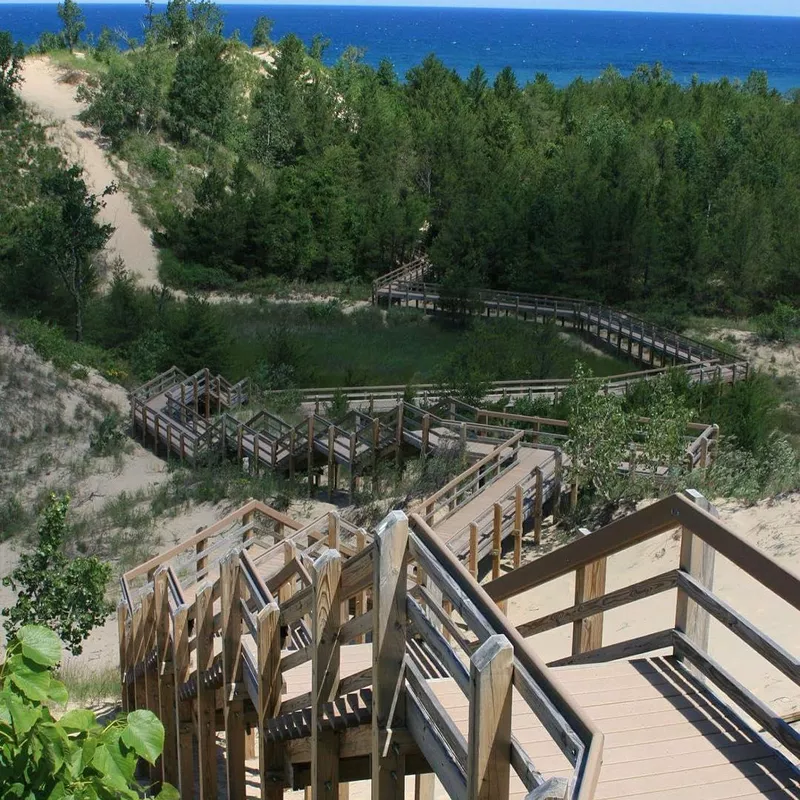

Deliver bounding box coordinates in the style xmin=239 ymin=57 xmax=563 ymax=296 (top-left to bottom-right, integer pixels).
xmin=468 ymin=635 xmax=514 ymax=800
xmin=572 ymin=529 xmax=607 ymax=657
xmin=195 ymin=584 xmax=217 ymax=800
xmin=258 ymin=603 xmax=283 ymax=800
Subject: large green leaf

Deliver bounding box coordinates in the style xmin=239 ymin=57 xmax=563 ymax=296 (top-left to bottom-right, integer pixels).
xmin=5 ymin=694 xmax=39 ymax=736
xmin=120 ymin=710 xmax=164 ymax=766
xmin=46 ymin=678 xmax=68 ymax=705
xmin=155 ymin=783 xmax=181 ymax=800
xmin=17 ymin=626 xmax=62 ymax=668
xmin=9 ymin=660 xmax=51 ymax=703
xmin=59 ymin=708 xmax=96 ymax=732
xmin=91 ymin=742 xmax=136 ymax=791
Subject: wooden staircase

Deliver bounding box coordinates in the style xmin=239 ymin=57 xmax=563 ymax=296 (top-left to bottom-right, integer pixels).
xmin=118 ymin=492 xmax=800 ymax=800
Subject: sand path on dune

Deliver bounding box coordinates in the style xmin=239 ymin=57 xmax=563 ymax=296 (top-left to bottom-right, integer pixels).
xmin=18 ymin=57 xmax=160 ymax=289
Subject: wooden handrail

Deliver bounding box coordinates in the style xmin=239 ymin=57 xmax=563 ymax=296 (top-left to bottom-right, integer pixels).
xmin=484 ymin=492 xmax=800 ymax=608
xmin=414 ymin=429 xmax=525 ymax=514
xmin=409 ymin=513 xmax=604 ymax=800
xmin=123 ymin=499 xmax=302 ymax=582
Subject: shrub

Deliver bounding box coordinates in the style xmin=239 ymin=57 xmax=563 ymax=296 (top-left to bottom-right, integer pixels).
xmin=2 ymin=494 xmax=114 ymax=655
xmin=754 ymin=302 xmax=800 ymax=343
xmin=0 ymin=624 xmax=175 ymax=799
xmin=90 ymin=411 xmax=127 ymax=456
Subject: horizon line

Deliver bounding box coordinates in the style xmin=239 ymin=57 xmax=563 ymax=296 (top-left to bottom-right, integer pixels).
xmin=8 ymin=1 xmax=800 ymax=17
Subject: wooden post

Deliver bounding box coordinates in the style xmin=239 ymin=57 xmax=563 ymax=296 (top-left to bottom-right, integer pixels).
xmin=570 ymin=478 xmax=579 ymax=511
xmin=395 ymin=403 xmax=404 ymax=466
xmin=221 ymin=557 xmax=246 ymax=800
xmin=117 ymin=601 xmax=129 ymax=713
xmin=328 ymin=511 xmax=340 ymax=549
xmin=204 ymin=368 xmax=211 ymax=420
xmin=534 ymin=468 xmax=543 ymax=547
xmin=141 ymin=589 xmax=160 ymax=781
xmin=196 ymin=584 xmax=217 ymax=800
xmin=492 ymin=504 xmax=502 ymax=581
xmin=290 ymin=430 xmax=296 ymax=479
xmin=155 ymin=571 xmax=178 ymax=789
xmin=308 ymin=416 xmax=315 ymax=495
xmin=415 ymin=775 xmax=436 ymax=800
xmin=173 ymin=605 xmax=194 ymax=800
xmin=154 ymin=415 xmax=160 ymax=457
xmin=355 ymin=529 xmax=367 ymax=642
xmin=312 ymin=550 xmax=342 ymax=800
xmin=258 ymin=603 xmax=283 ymax=800
xmin=513 ymin=486 xmax=523 ymax=568
xmin=328 ymin=426 xmax=336 ymax=500
xmin=469 ymin=523 xmax=479 ymax=577
xmin=195 ymin=531 xmax=208 ymax=581
xmin=131 ymin=604 xmax=146 ymax=714
xmin=675 ymin=490 xmax=717 ymax=668
xmin=142 ymin=405 xmax=148 ymax=446
xmin=421 ymin=413 xmax=430 ymax=453
xmin=467 ymin=635 xmax=514 ymax=800
xmin=372 ymin=512 xmax=408 ymax=800
xmin=572 ymin=528 xmax=607 ymax=656
xmin=553 ymin=452 xmax=563 ymax=522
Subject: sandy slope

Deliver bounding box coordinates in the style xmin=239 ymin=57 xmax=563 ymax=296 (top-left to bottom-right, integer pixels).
xmin=18 ymin=57 xmax=160 ymax=289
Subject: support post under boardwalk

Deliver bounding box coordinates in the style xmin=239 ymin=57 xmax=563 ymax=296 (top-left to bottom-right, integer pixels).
xmin=675 ymin=490 xmax=717 ymax=671
xmin=572 ymin=528 xmax=607 ymax=656
xmin=372 ymin=512 xmax=408 ymax=800
xmin=154 ymin=570 xmax=178 ymax=789
xmin=173 ymin=605 xmax=194 ymax=800
xmin=196 ymin=584 xmax=217 ymax=800
xmin=258 ymin=603 xmax=283 ymax=800
xmin=467 ymin=635 xmax=514 ymax=800
xmin=221 ymin=557 xmax=246 ymax=800
xmin=312 ymin=550 xmax=342 ymax=800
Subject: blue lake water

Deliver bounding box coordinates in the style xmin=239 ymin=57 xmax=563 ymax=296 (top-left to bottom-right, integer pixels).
xmin=1 ymin=4 xmax=798 ymax=92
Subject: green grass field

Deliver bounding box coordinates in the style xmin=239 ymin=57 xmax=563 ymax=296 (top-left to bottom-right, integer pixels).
xmin=217 ymin=303 xmax=629 ymax=388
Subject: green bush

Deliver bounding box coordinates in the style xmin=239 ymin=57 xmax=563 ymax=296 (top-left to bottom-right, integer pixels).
xmin=158 ymin=250 xmax=235 ymax=291
xmin=0 ymin=624 xmax=176 ymax=799
xmin=89 ymin=412 xmax=128 ymax=456
xmin=754 ymin=303 xmax=800 ymax=343
xmin=2 ymin=494 xmax=114 ymax=655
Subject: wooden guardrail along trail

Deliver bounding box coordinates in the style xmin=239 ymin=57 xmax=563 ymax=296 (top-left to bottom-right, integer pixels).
xmin=121 ymin=490 xmax=800 ymax=799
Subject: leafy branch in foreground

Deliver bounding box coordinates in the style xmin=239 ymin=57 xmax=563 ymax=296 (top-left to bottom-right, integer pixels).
xmin=0 ymin=624 xmax=177 ymax=799
xmin=2 ymin=494 xmax=114 ymax=655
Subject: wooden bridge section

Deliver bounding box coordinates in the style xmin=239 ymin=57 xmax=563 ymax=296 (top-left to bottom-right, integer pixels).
xmin=119 ymin=491 xmax=799 ymax=800
xmin=372 ymin=258 xmax=749 ymax=385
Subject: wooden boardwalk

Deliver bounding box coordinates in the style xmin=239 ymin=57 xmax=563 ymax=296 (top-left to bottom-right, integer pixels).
xmin=118 ymin=494 xmax=800 ymax=800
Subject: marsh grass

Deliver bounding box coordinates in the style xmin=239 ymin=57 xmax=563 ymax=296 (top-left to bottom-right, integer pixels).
xmin=56 ymin=663 xmax=120 ymax=706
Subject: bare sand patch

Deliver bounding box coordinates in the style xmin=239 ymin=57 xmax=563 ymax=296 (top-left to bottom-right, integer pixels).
xmin=18 ymin=57 xmax=160 ymax=289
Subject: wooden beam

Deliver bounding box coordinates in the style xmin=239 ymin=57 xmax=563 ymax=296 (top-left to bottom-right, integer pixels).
xmin=258 ymin=603 xmax=283 ymax=800
xmin=548 ymin=629 xmax=673 ymax=667
xmin=572 ymin=528 xmax=607 ymax=656
xmin=673 ymin=631 xmax=800 ymax=759
xmin=117 ymin=601 xmax=129 ymax=713
xmin=534 ymin=468 xmax=543 ymax=547
xmin=173 ymin=605 xmax=194 ymax=800
xmin=155 ymin=571 xmax=178 ymax=789
xmin=312 ymin=550 xmax=343 ymax=800
xmin=467 ymin=635 xmax=514 ymax=800
xmin=196 ymin=584 xmax=217 ymax=800
xmin=513 ymin=486 xmax=523 ymax=568
xmin=518 ymin=570 xmax=678 ymax=638
xmin=221 ymin=557 xmax=246 ymax=800
xmin=372 ymin=512 xmax=408 ymax=800
xmin=142 ymin=589 xmax=160 ymax=781
xmin=675 ymin=490 xmax=717 ymax=671
xmin=492 ymin=504 xmax=502 ymax=581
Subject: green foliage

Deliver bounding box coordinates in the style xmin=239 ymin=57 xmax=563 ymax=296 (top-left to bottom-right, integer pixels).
xmin=638 ymin=377 xmax=692 ymax=477
xmin=754 ymin=303 xmax=800 ymax=343
xmin=56 ymin=0 xmax=85 ymax=53
xmin=0 ymin=624 xmax=175 ymax=799
xmin=325 ymin=387 xmax=349 ymax=420
xmin=0 ymin=32 xmax=24 ymax=114
xmin=89 ymin=412 xmax=127 ymax=457
xmin=2 ymin=495 xmax=114 ymax=656
xmin=563 ymin=363 xmax=632 ymax=502
xmin=251 ymin=16 xmax=274 ymax=49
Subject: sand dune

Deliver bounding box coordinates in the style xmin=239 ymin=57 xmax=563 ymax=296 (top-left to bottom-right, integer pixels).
xmin=18 ymin=57 xmax=160 ymax=289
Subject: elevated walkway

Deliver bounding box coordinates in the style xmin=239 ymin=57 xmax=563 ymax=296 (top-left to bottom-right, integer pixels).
xmin=119 ymin=492 xmax=800 ymax=800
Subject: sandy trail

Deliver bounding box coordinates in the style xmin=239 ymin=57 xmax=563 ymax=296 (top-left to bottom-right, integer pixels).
xmin=18 ymin=57 xmax=160 ymax=289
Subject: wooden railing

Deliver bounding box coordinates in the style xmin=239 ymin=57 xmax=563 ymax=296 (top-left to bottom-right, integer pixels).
xmin=119 ymin=506 xmax=603 ymax=800
xmin=479 ymin=489 xmax=800 ymax=760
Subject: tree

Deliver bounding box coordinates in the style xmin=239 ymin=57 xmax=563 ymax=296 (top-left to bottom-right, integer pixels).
xmin=2 ymin=495 xmax=114 ymax=656
xmin=1 ymin=625 xmax=176 ymax=799
xmin=28 ymin=165 xmax=114 ymax=341
xmin=563 ymin=363 xmax=632 ymax=503
xmin=0 ymin=31 xmax=24 ymax=113
xmin=251 ymin=15 xmax=274 ymax=49
xmin=57 ymin=0 xmax=85 ymax=53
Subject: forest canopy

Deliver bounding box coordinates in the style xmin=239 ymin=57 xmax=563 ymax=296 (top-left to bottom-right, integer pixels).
xmin=55 ymin=0 xmax=800 ymax=318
